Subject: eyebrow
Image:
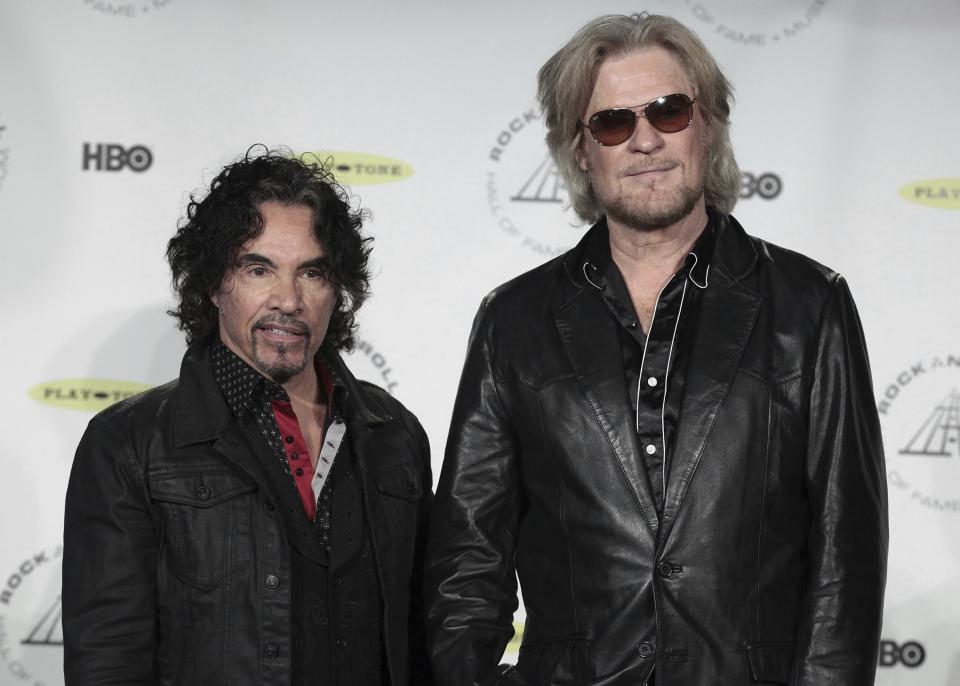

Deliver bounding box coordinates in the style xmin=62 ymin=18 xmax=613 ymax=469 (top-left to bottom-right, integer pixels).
xmin=236 ymin=253 xmax=327 ymax=271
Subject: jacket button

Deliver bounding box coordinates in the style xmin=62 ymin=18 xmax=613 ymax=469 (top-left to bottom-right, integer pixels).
xmin=336 ymin=638 xmax=348 ymax=649
xmin=406 ymin=480 xmax=416 ymax=494
xmin=658 ymin=561 xmax=674 ymax=577
xmin=264 ymin=643 xmax=279 ymax=660
xmin=333 ymin=576 xmax=343 ymax=588
xmin=638 ymin=642 xmax=655 ymax=658
xmin=264 ymin=574 xmax=280 ymax=589
xmin=196 ymin=486 xmax=211 ymax=500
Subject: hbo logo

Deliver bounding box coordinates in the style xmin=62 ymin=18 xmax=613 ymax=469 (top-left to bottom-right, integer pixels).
xmin=740 ymin=171 xmax=782 ymax=200
xmin=878 ymin=640 xmax=925 ymax=668
xmin=82 ymin=143 xmax=153 ymax=172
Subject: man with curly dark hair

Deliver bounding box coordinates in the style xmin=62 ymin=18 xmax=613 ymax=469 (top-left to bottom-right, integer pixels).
xmin=62 ymin=149 xmax=434 ymax=686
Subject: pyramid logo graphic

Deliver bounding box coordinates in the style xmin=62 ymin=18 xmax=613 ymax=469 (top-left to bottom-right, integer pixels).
xmin=511 ymin=156 xmax=566 ymax=203
xmin=900 ymin=389 xmax=960 ymax=458
xmin=21 ymin=594 xmax=63 ymax=646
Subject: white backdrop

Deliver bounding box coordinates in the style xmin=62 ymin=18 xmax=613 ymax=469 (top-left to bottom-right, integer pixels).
xmin=1 ymin=0 xmax=958 ymax=683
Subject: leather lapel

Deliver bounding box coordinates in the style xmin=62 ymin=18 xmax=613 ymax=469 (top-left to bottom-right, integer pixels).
xmin=554 ymin=287 xmax=660 ymax=536
xmin=658 ymin=218 xmax=763 ymax=542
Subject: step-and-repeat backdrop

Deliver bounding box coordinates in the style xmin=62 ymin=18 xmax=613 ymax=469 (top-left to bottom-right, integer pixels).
xmin=1 ymin=0 xmax=957 ymax=683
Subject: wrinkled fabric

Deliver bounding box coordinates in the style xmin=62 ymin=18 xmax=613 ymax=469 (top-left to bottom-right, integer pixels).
xmin=426 ymin=214 xmax=887 ymax=686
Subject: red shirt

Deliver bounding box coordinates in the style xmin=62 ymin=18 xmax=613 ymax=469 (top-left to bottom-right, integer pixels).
xmin=269 ymin=361 xmax=336 ymax=520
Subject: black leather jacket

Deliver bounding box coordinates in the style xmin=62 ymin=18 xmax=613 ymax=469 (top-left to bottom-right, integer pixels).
xmin=63 ymin=345 xmax=433 ymax=686
xmin=426 ymin=215 xmax=887 ymax=686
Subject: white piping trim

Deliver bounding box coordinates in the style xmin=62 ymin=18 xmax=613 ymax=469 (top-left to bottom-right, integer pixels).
xmin=582 ymin=261 xmax=602 ymax=290
xmin=688 ymin=252 xmax=710 ymax=289
xmin=660 ymin=277 xmax=688 ymax=497
xmin=635 ymin=278 xmax=671 ymax=432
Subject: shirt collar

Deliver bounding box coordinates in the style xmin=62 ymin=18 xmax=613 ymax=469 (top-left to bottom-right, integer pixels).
xmin=581 ymin=213 xmax=716 ymax=292
xmin=210 ymin=340 xmax=341 ymax=420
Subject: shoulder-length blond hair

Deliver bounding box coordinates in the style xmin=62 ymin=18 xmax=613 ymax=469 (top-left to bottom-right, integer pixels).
xmin=537 ymin=13 xmax=740 ymax=222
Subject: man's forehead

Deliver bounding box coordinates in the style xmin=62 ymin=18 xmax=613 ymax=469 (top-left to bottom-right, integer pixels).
xmin=591 ymin=46 xmax=693 ymax=98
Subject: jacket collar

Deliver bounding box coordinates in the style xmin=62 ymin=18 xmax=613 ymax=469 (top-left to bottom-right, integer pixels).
xmin=561 ymin=210 xmax=753 ymax=294
xmin=552 ymin=210 xmax=763 ymax=539
xmin=173 ymin=343 xmax=392 ymax=448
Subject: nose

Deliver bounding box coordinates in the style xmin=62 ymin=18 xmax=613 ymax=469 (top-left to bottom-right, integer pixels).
xmin=626 ymin=115 xmax=665 ymax=154
xmin=267 ymin=274 xmax=304 ymax=314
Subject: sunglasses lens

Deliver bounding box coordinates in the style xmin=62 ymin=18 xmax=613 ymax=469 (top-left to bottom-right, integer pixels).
xmin=589 ymin=108 xmax=637 ymax=146
xmin=646 ymin=94 xmax=693 ymax=133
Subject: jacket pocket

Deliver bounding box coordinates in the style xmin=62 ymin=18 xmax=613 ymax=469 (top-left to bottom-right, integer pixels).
xmin=745 ymin=641 xmax=793 ymax=685
xmin=149 ymin=465 xmax=257 ymax=591
xmin=373 ymin=462 xmax=423 ymax=502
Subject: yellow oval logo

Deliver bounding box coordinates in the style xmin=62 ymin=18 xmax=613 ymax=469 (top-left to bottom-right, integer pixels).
xmin=302 ymin=151 xmax=414 ymax=186
xmin=506 ymin=621 xmax=525 ymax=653
xmin=29 ymin=379 xmax=153 ymax=412
xmin=899 ymin=178 xmax=960 ymax=210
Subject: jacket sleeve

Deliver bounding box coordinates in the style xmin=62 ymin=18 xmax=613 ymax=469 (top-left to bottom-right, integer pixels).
xmin=794 ymin=275 xmax=888 ymax=684
xmin=62 ymin=415 xmax=159 ymax=685
xmin=425 ymin=299 xmax=525 ymax=686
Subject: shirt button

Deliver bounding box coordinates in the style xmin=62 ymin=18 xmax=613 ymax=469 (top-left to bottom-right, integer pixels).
xmin=638 ymin=642 xmax=655 ymax=658
xmin=658 ymin=561 xmax=674 ymax=577
xmin=264 ymin=643 xmax=279 ymax=660
xmin=196 ymin=486 xmax=211 ymax=500
xmin=291 ymin=451 xmax=300 ymax=460
xmin=285 ymin=435 xmax=294 ymax=444
xmin=647 ymin=376 xmax=658 ymax=387
xmin=336 ymin=638 xmax=348 ymax=649
xmin=295 ymin=468 xmax=304 ymax=476
xmin=264 ymin=574 xmax=280 ymax=589
xmin=645 ymin=444 xmax=657 ymax=455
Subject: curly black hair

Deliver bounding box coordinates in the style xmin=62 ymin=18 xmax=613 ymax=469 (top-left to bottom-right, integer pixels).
xmin=166 ymin=146 xmax=372 ymax=351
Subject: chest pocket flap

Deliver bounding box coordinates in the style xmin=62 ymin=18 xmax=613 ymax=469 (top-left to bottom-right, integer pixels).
xmin=374 ymin=463 xmax=422 ymax=502
xmin=150 ymin=467 xmax=256 ymax=506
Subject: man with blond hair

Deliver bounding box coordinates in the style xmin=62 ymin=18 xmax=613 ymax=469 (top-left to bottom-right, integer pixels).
xmin=426 ymin=13 xmax=886 ymax=686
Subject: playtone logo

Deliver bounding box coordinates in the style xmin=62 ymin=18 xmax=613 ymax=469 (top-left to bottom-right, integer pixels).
xmin=307 ymin=151 xmax=414 ymax=186
xmin=29 ymin=378 xmax=152 ymax=411
xmin=899 ymin=178 xmax=960 ymax=211
xmin=82 ymin=143 xmax=153 ymax=172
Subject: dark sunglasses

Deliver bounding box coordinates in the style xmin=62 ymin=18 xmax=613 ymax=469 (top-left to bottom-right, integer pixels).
xmin=580 ymin=93 xmax=696 ymax=146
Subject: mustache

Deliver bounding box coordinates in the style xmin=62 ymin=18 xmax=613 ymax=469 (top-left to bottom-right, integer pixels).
xmin=253 ymin=314 xmax=310 ymax=336
xmin=618 ymin=160 xmax=680 ymax=177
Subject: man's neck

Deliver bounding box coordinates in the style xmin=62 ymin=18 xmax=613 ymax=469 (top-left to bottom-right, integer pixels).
xmin=606 ymin=201 xmax=708 ymax=333
xmin=607 ymin=201 xmax=708 ymax=281
xmin=280 ymin=367 xmax=321 ymax=408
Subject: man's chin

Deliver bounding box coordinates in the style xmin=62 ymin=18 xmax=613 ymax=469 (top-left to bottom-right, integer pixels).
xmin=255 ymin=356 xmax=308 ymax=386
xmin=606 ymin=191 xmax=701 ymax=231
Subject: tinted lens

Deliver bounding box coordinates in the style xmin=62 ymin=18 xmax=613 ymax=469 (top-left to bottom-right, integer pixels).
xmin=588 ymin=108 xmax=638 ymax=146
xmin=646 ymin=94 xmax=693 ymax=133
xmin=586 ymin=94 xmax=694 ymax=145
